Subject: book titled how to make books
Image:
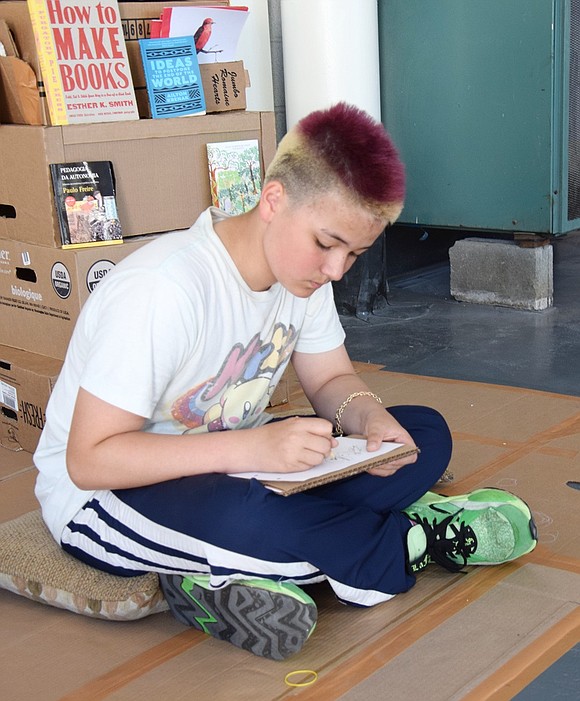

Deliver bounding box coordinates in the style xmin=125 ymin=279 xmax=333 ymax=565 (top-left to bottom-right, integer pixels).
xmin=139 ymin=35 xmax=206 ymax=119
xmin=27 ymin=0 xmax=138 ymax=124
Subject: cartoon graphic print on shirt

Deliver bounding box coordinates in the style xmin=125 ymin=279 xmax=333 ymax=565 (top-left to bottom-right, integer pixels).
xmin=172 ymin=323 xmax=297 ymax=432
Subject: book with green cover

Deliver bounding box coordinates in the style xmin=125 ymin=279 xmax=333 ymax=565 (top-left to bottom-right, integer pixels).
xmin=207 ymin=139 xmax=261 ymax=215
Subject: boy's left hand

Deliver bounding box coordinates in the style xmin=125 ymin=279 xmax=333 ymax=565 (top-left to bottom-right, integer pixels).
xmin=364 ymin=410 xmax=418 ymax=477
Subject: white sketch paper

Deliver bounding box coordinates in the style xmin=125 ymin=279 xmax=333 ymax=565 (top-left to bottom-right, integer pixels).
xmin=230 ymin=437 xmax=404 ymax=483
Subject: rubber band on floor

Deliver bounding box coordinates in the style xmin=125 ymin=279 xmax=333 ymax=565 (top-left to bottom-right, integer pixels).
xmin=284 ymin=670 xmax=318 ymax=687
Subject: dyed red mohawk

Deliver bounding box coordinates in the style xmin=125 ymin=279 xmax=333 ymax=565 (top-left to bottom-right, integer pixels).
xmin=297 ymin=102 xmax=405 ymax=206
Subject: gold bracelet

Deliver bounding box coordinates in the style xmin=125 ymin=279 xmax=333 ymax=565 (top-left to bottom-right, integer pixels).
xmin=334 ymin=391 xmax=383 ymax=436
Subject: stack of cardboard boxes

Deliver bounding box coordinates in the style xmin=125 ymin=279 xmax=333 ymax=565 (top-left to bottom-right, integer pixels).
xmin=0 ymin=0 xmax=278 ymax=453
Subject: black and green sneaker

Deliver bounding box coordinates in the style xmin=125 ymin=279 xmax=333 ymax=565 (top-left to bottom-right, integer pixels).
xmin=404 ymin=488 xmax=538 ymax=574
xmin=159 ymin=574 xmax=317 ymax=660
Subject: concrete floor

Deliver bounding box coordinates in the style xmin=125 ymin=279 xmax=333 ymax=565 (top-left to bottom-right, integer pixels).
xmin=342 ymin=231 xmax=580 ymax=699
xmin=342 ymin=232 xmax=580 ymax=397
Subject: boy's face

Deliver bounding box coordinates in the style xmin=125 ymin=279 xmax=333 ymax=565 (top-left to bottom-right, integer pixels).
xmin=263 ymin=189 xmax=386 ymax=298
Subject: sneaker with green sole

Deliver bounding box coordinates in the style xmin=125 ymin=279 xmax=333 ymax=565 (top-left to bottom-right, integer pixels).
xmin=404 ymin=488 xmax=538 ymax=574
xmin=159 ymin=574 xmax=317 ymax=660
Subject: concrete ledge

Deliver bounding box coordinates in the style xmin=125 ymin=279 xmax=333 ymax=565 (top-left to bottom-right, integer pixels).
xmin=449 ymin=237 xmax=553 ymax=311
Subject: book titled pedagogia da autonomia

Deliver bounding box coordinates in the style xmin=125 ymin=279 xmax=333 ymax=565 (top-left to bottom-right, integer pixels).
xmin=50 ymin=161 xmax=123 ymax=249
xmin=139 ymin=35 xmax=206 ymax=119
xmin=27 ymin=0 xmax=138 ymax=124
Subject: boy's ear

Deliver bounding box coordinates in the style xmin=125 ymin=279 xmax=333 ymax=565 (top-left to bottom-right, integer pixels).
xmin=259 ymin=180 xmax=286 ymax=222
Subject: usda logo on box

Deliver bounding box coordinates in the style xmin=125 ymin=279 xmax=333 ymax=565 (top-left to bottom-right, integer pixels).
xmin=51 ymin=262 xmax=72 ymax=299
xmin=86 ymin=260 xmax=115 ymax=292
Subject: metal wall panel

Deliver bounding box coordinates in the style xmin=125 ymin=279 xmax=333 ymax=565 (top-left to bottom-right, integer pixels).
xmin=379 ymin=0 xmax=578 ymax=235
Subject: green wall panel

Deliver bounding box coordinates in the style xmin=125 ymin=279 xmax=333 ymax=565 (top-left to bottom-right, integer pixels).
xmin=379 ymin=0 xmax=574 ymax=234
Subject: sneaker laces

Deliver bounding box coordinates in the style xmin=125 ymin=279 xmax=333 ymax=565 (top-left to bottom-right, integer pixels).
xmin=409 ymin=505 xmax=478 ymax=573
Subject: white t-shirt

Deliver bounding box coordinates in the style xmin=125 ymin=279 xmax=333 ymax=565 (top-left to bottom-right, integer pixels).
xmin=34 ymin=207 xmax=346 ymax=540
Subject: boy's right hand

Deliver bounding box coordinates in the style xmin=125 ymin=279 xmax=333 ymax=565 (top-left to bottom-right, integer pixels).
xmin=250 ymin=416 xmax=337 ymax=473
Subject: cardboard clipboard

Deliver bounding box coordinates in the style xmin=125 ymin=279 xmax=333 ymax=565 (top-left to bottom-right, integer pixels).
xmin=231 ymin=438 xmax=420 ymax=496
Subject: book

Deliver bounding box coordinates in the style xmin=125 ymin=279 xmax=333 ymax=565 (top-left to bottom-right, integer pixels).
xmin=230 ymin=437 xmax=420 ymax=496
xmin=139 ymin=35 xmax=206 ymax=119
xmin=149 ymin=19 xmax=162 ymax=39
xmin=159 ymin=6 xmax=249 ymax=64
xmin=50 ymin=161 xmax=123 ymax=249
xmin=206 ymin=139 xmax=262 ymax=214
xmin=27 ymin=0 xmax=139 ymax=124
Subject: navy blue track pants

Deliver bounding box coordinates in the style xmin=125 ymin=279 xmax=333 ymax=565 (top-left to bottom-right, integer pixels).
xmin=62 ymin=405 xmax=452 ymax=606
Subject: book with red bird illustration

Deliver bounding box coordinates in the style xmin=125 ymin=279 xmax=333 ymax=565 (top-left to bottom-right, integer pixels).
xmin=26 ymin=0 xmax=138 ymax=124
xmin=206 ymin=139 xmax=261 ymax=214
xmin=159 ymin=6 xmax=249 ymax=64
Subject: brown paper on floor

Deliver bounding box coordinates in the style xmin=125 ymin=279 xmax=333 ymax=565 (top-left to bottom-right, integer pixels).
xmin=1 ymin=364 xmax=579 ymax=700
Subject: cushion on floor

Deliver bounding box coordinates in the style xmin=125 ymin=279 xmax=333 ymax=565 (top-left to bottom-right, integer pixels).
xmin=0 ymin=509 xmax=168 ymax=620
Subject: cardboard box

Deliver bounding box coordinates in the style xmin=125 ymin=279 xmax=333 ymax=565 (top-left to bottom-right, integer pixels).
xmin=0 ymin=344 xmax=62 ymax=453
xmin=0 ymin=1 xmax=229 ymax=125
xmin=200 ymin=61 xmax=248 ymax=114
xmin=0 ymin=236 xmax=155 ymax=358
xmin=268 ymin=375 xmax=289 ymax=408
xmin=0 ymin=110 xmax=276 ymax=246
